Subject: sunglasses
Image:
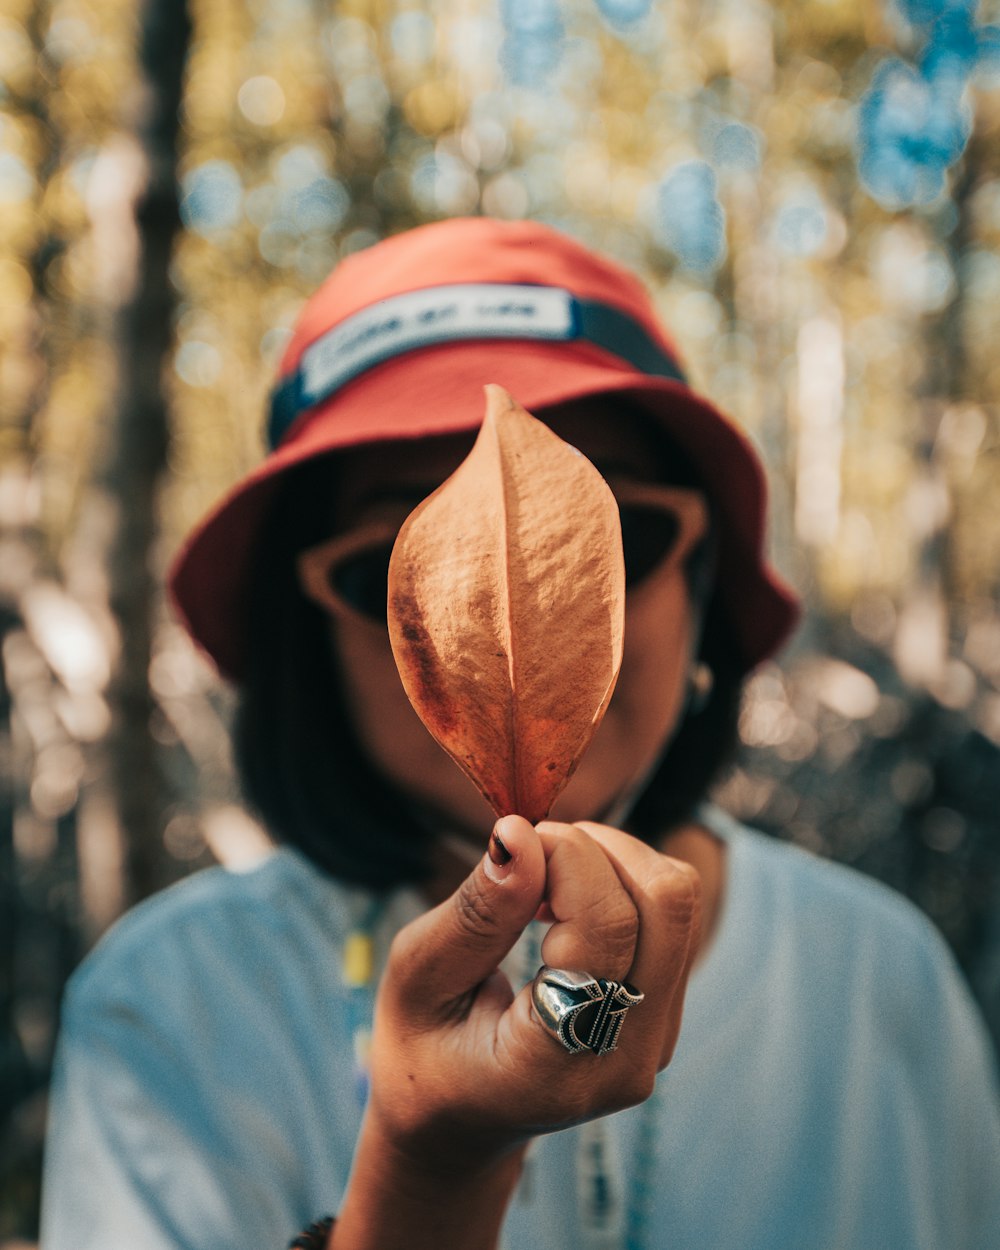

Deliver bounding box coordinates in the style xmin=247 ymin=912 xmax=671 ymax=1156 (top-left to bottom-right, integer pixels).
xmin=297 ymin=481 xmax=709 ymax=627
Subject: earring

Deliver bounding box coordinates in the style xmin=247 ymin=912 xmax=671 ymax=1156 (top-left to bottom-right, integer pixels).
xmin=688 ymin=661 xmax=714 ymax=714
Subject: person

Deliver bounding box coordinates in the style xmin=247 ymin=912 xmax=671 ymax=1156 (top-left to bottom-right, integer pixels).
xmin=40 ymin=218 xmax=1000 ymax=1250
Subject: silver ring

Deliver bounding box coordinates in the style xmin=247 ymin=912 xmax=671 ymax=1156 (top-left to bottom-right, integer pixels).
xmin=531 ymin=965 xmax=644 ymax=1056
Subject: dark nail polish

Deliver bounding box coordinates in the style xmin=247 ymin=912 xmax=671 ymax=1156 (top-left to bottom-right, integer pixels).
xmin=489 ymin=828 xmax=513 ymax=866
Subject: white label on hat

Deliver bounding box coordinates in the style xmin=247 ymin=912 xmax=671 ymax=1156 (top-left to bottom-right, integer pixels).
xmin=300 ymin=284 xmax=576 ymax=405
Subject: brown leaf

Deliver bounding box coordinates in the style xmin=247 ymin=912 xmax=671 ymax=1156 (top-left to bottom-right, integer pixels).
xmin=387 ymin=384 xmax=625 ymax=824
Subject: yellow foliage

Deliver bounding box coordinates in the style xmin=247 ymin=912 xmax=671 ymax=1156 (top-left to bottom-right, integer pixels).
xmin=403 ymin=79 xmax=462 ymax=136
xmin=2 ymin=0 xmax=998 ymax=624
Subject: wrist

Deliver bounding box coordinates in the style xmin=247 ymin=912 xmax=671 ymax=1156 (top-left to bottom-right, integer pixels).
xmin=365 ymin=1087 xmax=528 ymax=1183
xmin=333 ymin=1104 xmax=526 ymax=1250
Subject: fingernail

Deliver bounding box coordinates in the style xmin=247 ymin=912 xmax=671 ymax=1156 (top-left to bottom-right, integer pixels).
xmin=489 ymin=828 xmax=512 ymax=865
xmin=484 ymin=827 xmax=513 ymax=882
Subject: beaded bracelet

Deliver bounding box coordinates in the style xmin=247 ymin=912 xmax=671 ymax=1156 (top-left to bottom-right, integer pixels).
xmin=288 ymin=1214 xmax=336 ymax=1249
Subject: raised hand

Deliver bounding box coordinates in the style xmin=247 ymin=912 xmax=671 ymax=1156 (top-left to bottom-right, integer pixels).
xmin=331 ymin=815 xmax=701 ymax=1250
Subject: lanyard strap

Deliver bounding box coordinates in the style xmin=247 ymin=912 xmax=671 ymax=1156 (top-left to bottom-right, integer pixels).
xmin=577 ymin=1118 xmax=627 ymax=1250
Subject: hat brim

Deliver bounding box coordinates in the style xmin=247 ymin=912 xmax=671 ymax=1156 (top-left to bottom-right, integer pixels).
xmin=169 ymin=336 xmax=799 ymax=682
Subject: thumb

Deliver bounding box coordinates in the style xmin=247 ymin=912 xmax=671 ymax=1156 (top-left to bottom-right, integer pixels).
xmin=390 ymin=815 xmax=546 ymax=1008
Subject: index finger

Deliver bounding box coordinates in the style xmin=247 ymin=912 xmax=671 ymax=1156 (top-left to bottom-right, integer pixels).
xmin=573 ymin=821 xmax=702 ymax=1066
xmin=535 ymin=820 xmax=640 ymax=982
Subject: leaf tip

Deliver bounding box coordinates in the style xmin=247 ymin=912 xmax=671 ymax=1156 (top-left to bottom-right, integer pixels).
xmin=483 ymin=383 xmax=519 ymax=425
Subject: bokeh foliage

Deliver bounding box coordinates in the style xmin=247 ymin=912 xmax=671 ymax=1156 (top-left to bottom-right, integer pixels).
xmin=3 ymin=0 xmax=999 ymax=623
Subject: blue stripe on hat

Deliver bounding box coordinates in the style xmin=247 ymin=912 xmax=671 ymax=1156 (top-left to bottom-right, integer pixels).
xmin=268 ymin=283 xmax=687 ymax=449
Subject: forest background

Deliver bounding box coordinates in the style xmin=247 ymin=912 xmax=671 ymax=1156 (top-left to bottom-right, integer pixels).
xmin=2 ymin=0 xmax=1000 ymax=1242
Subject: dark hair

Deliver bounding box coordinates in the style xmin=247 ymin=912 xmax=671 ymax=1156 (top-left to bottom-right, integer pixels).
xmin=627 ymin=591 xmax=742 ymax=840
xmin=233 ymin=455 xmax=435 ymax=889
xmin=233 ymin=413 xmax=744 ymax=889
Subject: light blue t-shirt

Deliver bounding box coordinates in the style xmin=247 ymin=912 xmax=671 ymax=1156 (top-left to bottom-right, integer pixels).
xmin=40 ymin=815 xmax=1000 ymax=1249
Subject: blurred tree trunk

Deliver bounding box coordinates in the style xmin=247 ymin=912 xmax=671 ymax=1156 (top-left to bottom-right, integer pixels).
xmin=97 ymin=0 xmax=191 ymax=907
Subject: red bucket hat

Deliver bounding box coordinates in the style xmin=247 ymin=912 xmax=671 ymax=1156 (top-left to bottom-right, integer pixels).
xmin=169 ymin=217 xmax=799 ymax=682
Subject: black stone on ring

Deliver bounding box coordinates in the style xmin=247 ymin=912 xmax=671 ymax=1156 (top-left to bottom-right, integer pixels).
xmin=531 ymin=966 xmax=645 ymax=1056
